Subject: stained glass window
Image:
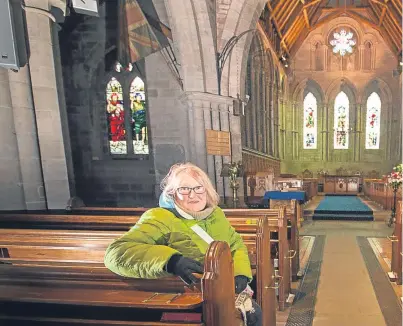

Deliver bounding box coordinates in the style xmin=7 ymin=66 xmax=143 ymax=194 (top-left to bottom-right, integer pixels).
xmin=365 ymin=92 xmax=381 ymax=149
xmin=334 ymin=91 xmax=349 ymax=149
xmin=130 ymin=77 xmax=149 ymax=154
xmin=303 ymin=92 xmax=317 ymax=149
xmin=330 ymin=29 xmax=356 ymax=56
xmin=106 ymin=77 xmax=126 ymax=154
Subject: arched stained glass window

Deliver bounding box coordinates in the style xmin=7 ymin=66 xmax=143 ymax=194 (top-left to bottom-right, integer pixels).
xmin=334 ymin=91 xmax=349 ymax=149
xmin=130 ymin=77 xmax=148 ymax=154
xmin=105 ymin=61 xmax=149 ymax=158
xmin=365 ymin=92 xmax=381 ymax=149
xmin=106 ymin=77 xmax=126 ymax=154
xmin=303 ymin=92 xmax=317 ymax=149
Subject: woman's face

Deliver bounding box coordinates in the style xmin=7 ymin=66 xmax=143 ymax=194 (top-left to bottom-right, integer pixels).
xmin=174 ymin=172 xmax=207 ymax=212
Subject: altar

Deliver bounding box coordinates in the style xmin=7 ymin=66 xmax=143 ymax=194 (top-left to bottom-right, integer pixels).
xmin=323 ymin=175 xmax=361 ymax=194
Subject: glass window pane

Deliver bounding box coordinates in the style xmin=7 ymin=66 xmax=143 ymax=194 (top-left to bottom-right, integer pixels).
xmin=106 ymin=77 xmax=127 ymax=154
xmin=130 ymin=77 xmax=149 ymax=154
xmin=365 ymin=92 xmax=381 ymax=149
xmin=303 ymin=92 xmax=317 ymax=149
xmin=334 ymin=91 xmax=349 ymax=149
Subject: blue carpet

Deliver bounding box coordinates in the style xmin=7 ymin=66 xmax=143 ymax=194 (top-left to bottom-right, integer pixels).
xmin=313 ymin=195 xmax=373 ymax=221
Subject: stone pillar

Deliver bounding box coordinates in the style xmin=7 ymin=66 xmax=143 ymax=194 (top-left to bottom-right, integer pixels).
xmin=359 ymin=44 xmax=364 ymax=71
xmin=8 ymin=67 xmax=47 ymax=210
xmin=0 ymin=69 xmax=26 ymax=209
xmin=268 ymin=82 xmax=274 ymax=155
xmin=24 ymin=0 xmax=71 ymax=209
xmin=181 ymin=92 xmax=244 ymax=206
xmin=355 ymin=103 xmax=362 ymax=162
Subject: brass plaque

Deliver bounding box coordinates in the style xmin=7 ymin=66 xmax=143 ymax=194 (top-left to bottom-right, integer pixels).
xmin=205 ymin=130 xmax=231 ymax=156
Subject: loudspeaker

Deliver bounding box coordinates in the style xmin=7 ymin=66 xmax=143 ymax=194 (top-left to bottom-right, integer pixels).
xmin=0 ymin=0 xmax=27 ymax=70
xmin=71 ymin=0 xmax=99 ymax=17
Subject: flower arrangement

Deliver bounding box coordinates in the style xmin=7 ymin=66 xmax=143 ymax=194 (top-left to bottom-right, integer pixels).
xmin=387 ymin=163 xmax=402 ymax=189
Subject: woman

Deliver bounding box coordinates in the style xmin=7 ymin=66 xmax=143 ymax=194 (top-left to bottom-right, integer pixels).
xmin=104 ymin=162 xmax=262 ymax=326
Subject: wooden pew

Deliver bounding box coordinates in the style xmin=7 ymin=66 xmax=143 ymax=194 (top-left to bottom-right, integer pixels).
xmin=224 ymin=207 xmax=300 ymax=282
xmin=223 ymin=207 xmax=292 ymax=311
xmin=0 ymin=241 xmax=240 ymax=326
xmin=389 ymin=201 xmax=402 ymax=285
xmin=0 ymin=219 xmax=277 ymax=324
xmin=0 ymin=209 xmax=294 ymax=306
xmin=67 ymin=206 xmax=299 ymax=281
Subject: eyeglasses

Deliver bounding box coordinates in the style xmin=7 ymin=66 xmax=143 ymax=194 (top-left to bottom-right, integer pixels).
xmin=176 ymin=186 xmax=206 ymax=195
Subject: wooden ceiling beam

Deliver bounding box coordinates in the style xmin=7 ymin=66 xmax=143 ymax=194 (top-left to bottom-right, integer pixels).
xmin=288 ymin=17 xmax=305 ymax=46
xmin=390 ymin=0 xmax=401 ymax=13
xmin=385 ymin=8 xmax=402 ymax=34
xmin=309 ymin=11 xmax=342 ymax=31
xmin=368 ymin=0 xmax=402 ymax=44
xmin=383 ymin=17 xmax=402 ymax=48
xmin=349 ymin=9 xmax=399 ymax=53
xmin=270 ymin=0 xmax=287 ymax=19
xmin=303 ymin=0 xmax=322 ymax=10
xmin=369 ymin=0 xmax=388 ymax=8
xmin=289 ymin=3 xmax=323 ymax=55
xmin=279 ymin=1 xmax=302 ymax=31
xmin=266 ymin=0 xmax=291 ymax=56
xmin=276 ymin=0 xmax=291 ymax=24
xmin=378 ymin=7 xmax=387 ymax=26
xmin=277 ymin=1 xmax=297 ymax=28
xmin=303 ymin=8 xmax=311 ymax=28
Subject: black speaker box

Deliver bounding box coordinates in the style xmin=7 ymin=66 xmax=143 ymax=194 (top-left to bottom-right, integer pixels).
xmin=0 ymin=0 xmax=27 ymax=70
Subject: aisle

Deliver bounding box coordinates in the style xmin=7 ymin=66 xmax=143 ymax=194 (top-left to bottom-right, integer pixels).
xmin=313 ymin=233 xmax=386 ymax=325
xmin=285 ymin=220 xmax=401 ymax=326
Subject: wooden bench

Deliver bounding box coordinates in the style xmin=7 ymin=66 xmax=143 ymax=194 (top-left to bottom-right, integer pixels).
xmin=0 ymin=241 xmax=241 ymax=326
xmin=223 ymin=208 xmax=293 ymax=310
xmin=66 ymin=206 xmax=300 ymax=281
xmin=0 ymin=221 xmax=278 ymax=321
xmin=0 ymin=209 xmax=294 ymax=309
xmin=0 ymin=218 xmax=277 ymax=324
xmin=389 ymin=201 xmax=402 ymax=285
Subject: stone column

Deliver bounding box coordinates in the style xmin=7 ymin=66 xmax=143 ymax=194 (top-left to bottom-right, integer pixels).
xmin=181 ymin=92 xmax=243 ymax=206
xmin=359 ymin=45 xmax=364 ymax=71
xmin=203 ymin=100 xmax=215 ymax=184
xmin=8 ymin=67 xmax=47 ymax=210
xmin=268 ymin=82 xmax=274 ymax=155
xmin=23 ymin=0 xmax=71 ymax=209
xmin=0 ymin=69 xmax=26 ymax=209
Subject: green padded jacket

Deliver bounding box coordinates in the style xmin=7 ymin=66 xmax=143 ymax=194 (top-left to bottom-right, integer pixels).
xmin=104 ymin=207 xmax=252 ymax=280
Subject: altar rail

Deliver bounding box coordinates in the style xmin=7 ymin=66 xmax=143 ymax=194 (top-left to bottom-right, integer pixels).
xmin=363 ymin=179 xmax=402 ymax=210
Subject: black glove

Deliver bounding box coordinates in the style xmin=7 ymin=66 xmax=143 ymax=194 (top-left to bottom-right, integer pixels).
xmin=235 ymin=275 xmax=249 ymax=294
xmin=166 ymin=254 xmax=204 ymax=285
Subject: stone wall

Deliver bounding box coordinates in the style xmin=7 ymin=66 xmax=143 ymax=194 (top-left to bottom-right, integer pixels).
xmin=283 ymin=16 xmax=402 ymax=178
xmin=59 ymin=3 xmax=188 ymax=207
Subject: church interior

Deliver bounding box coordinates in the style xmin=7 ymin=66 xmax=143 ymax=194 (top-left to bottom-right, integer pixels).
xmin=0 ymin=0 xmax=402 ymax=325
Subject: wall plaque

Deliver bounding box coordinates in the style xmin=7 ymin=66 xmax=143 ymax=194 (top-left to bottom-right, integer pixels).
xmin=205 ymin=130 xmax=231 ymax=156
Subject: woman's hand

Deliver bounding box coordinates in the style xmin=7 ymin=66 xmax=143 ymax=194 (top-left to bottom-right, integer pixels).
xmin=235 ymin=275 xmax=249 ymax=294
xmin=166 ymin=255 xmax=204 ymax=285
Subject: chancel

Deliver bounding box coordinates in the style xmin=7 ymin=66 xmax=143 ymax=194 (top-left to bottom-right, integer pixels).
xmin=0 ymin=0 xmax=401 ymax=325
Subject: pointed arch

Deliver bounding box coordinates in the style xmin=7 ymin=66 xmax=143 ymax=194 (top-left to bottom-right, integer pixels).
xmin=334 ymin=91 xmax=350 ymax=149
xmin=130 ymin=76 xmax=149 ymax=154
xmin=365 ymin=92 xmax=381 ymax=149
xmin=106 ymin=77 xmax=126 ymax=154
xmin=303 ymin=92 xmax=318 ymax=149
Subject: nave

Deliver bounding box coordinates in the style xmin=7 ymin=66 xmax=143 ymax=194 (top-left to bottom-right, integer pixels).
xmin=0 ymin=193 xmax=401 ymax=326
